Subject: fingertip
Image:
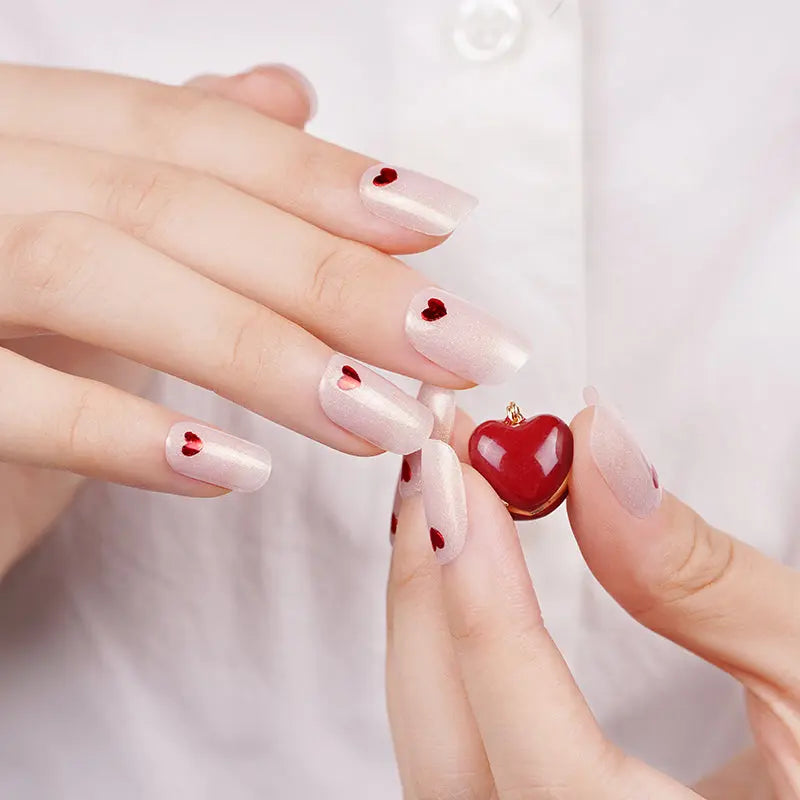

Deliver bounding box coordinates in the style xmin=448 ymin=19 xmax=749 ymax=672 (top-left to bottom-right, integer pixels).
xmin=461 ymin=464 xmax=518 ymax=537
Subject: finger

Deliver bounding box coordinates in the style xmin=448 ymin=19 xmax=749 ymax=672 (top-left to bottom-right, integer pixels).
xmin=567 ymin=388 xmax=800 ymax=693
xmin=0 ymin=346 xmax=269 ymax=495
xmin=692 ymin=748 xmax=771 ymax=800
xmin=386 ymin=495 xmax=494 ymax=800
xmin=451 ymin=405 xmax=476 ymax=463
xmin=0 ymin=64 xmax=477 ymax=253
xmin=425 ymin=447 xmax=698 ymax=798
xmin=0 ymin=212 xmax=434 ymax=456
xmin=185 ymin=64 xmax=316 ymax=128
xmin=0 ymin=137 xmax=529 ymax=388
xmin=390 ymin=385 xmax=459 ymax=544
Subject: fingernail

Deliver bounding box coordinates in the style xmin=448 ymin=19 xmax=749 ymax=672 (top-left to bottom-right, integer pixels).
xmin=405 ymin=288 xmax=530 ymax=384
xmin=397 ymin=385 xmax=455 ymax=500
xmin=253 ymin=63 xmax=318 ymax=120
xmin=584 ymin=386 xmax=662 ymax=519
xmin=318 ymin=354 xmax=434 ymax=455
xmin=165 ymin=423 xmax=271 ymax=492
xmin=422 ymin=440 xmax=468 ymax=565
xmin=359 ymin=164 xmax=477 ymax=236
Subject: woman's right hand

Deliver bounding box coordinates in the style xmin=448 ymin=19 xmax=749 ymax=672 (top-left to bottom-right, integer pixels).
xmin=0 ymin=62 xmax=529 ymax=570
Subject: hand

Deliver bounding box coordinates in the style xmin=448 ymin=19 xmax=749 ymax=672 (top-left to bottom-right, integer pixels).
xmin=0 ymin=63 xmax=529 ymax=573
xmin=387 ymin=389 xmax=797 ymax=799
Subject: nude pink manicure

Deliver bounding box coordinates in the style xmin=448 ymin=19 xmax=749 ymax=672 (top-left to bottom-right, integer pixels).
xmin=318 ymin=354 xmax=433 ymax=455
xmin=405 ymin=288 xmax=531 ymax=385
xmin=165 ymin=423 xmax=271 ymax=492
xmin=421 ymin=440 xmax=468 ymax=565
xmin=584 ymin=387 xmax=662 ymax=518
xmin=398 ymin=385 xmax=455 ymax=501
xmin=359 ymin=163 xmax=477 ymax=236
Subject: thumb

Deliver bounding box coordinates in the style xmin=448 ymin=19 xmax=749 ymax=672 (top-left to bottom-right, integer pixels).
xmin=567 ymin=387 xmax=800 ymax=693
xmin=185 ymin=64 xmax=317 ymax=128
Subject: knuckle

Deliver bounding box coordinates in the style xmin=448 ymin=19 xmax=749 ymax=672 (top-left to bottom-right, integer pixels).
xmin=100 ymin=163 xmax=195 ymax=237
xmin=63 ymin=384 xmax=108 ymax=460
xmin=657 ymin=511 xmax=736 ymax=608
xmin=449 ymin=597 xmax=547 ymax=655
xmin=390 ymin=553 xmax=438 ymax=600
xmin=214 ymin=307 xmax=276 ymax=396
xmin=131 ymin=82 xmax=219 ymax=161
xmin=306 ymin=243 xmax=374 ymax=321
xmin=0 ymin=212 xmax=97 ymax=315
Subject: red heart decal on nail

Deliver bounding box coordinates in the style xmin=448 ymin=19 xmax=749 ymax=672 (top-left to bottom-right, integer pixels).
xmin=182 ymin=431 xmax=203 ymax=457
xmin=401 ymin=460 xmax=411 ymax=482
xmin=390 ymin=514 xmax=398 ymax=535
xmin=372 ymin=167 xmax=398 ymax=187
xmin=337 ymin=365 xmax=361 ymax=391
xmin=421 ymin=298 xmax=447 ymax=322
xmin=430 ymin=528 xmax=445 ymax=551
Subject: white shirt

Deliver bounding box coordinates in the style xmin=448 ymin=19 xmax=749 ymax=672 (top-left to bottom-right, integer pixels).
xmin=0 ymin=1 xmax=797 ymax=796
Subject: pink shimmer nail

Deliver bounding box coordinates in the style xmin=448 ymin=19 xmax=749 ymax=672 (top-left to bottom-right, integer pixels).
xmin=318 ymin=354 xmax=433 ymax=455
xmin=584 ymin=386 xmax=662 ymax=519
xmin=398 ymin=385 xmax=456 ymax=501
xmin=359 ymin=163 xmax=477 ymax=236
xmin=405 ymin=288 xmax=530 ymax=385
xmin=165 ymin=423 xmax=271 ymax=492
xmin=421 ymin=440 xmax=468 ymax=565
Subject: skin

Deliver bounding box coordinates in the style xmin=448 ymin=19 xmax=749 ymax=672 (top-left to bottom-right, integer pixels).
xmin=0 ymin=63 xmax=470 ymax=575
xmin=387 ymin=408 xmax=797 ymax=798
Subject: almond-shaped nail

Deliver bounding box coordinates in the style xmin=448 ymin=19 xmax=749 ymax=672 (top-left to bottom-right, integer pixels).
xmin=359 ymin=163 xmax=477 ymax=236
xmin=318 ymin=354 xmax=433 ymax=455
xmin=421 ymin=440 xmax=468 ymax=565
xmin=165 ymin=423 xmax=271 ymax=492
xmin=398 ymin=385 xmax=456 ymax=500
xmin=405 ymin=288 xmax=530 ymax=384
xmin=584 ymin=386 xmax=662 ymax=518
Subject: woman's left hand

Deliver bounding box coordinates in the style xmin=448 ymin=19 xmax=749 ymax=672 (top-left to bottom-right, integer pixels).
xmin=386 ymin=396 xmax=798 ymax=799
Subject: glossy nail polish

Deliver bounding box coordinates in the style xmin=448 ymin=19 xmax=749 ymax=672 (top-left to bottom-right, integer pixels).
xmin=405 ymin=288 xmax=531 ymax=385
xmin=584 ymin=386 xmax=662 ymax=518
xmin=359 ymin=163 xmax=477 ymax=236
xmin=318 ymin=354 xmax=434 ymax=455
xmin=397 ymin=385 xmax=456 ymax=500
xmin=422 ymin=440 xmax=468 ymax=565
xmin=165 ymin=423 xmax=271 ymax=492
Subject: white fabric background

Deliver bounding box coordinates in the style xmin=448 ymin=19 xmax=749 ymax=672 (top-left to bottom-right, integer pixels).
xmin=0 ymin=1 xmax=797 ymax=797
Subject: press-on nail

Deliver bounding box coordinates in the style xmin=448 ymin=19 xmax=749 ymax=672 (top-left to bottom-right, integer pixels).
xmin=421 ymin=440 xmax=468 ymax=565
xmin=359 ymin=164 xmax=477 ymax=236
xmin=584 ymin=387 xmax=662 ymax=518
xmin=405 ymin=288 xmax=530 ymax=385
xmin=318 ymin=354 xmax=433 ymax=455
xmin=397 ymin=385 xmax=456 ymax=500
xmin=165 ymin=423 xmax=271 ymax=492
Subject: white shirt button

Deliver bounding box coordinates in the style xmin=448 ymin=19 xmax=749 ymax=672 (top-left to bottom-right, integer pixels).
xmin=452 ymin=0 xmax=525 ymax=62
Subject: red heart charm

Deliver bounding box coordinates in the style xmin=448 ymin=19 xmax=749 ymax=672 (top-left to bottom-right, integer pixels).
xmin=430 ymin=528 xmax=445 ymax=551
xmin=421 ymin=298 xmax=447 ymax=322
xmin=181 ymin=431 xmax=203 ymax=457
xmin=372 ymin=167 xmax=398 ymax=186
xmin=468 ymin=405 xmax=573 ymax=520
xmin=337 ymin=365 xmax=361 ymax=391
